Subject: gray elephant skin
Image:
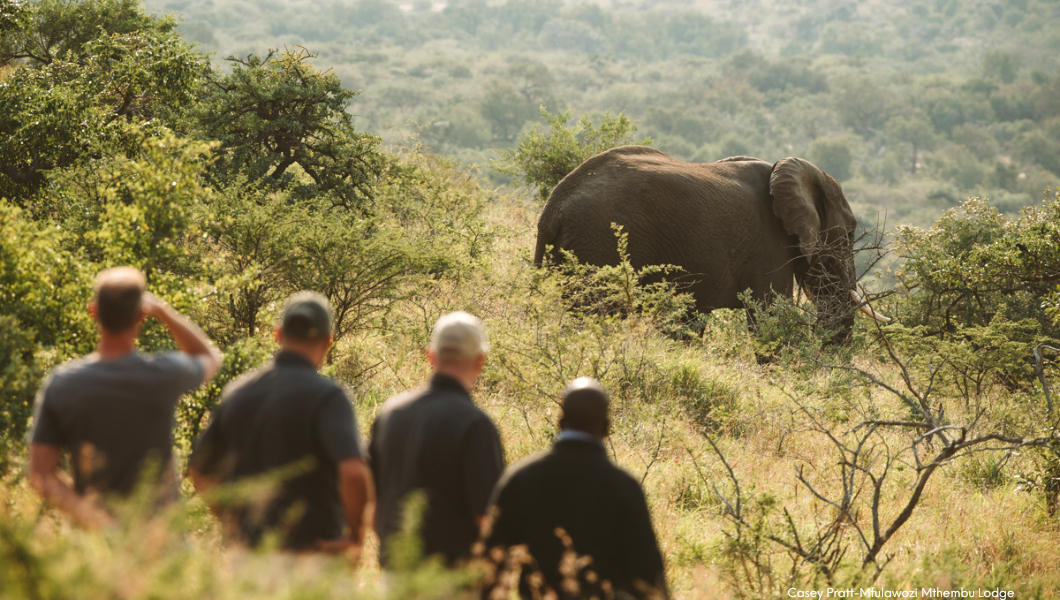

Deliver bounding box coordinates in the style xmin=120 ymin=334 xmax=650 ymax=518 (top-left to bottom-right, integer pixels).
xmin=533 ymin=145 xmax=869 ymax=343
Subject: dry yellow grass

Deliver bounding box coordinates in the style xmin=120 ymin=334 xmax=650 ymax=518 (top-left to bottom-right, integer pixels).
xmin=3 ymin=192 xmax=1058 ymax=599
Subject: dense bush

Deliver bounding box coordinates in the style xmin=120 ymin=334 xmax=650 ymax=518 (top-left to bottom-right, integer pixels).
xmin=0 ymin=0 xmax=492 ymax=462
xmin=893 ymin=194 xmax=1060 ymax=338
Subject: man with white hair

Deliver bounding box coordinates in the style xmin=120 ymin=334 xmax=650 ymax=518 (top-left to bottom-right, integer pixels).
xmin=367 ymin=311 xmax=504 ymax=568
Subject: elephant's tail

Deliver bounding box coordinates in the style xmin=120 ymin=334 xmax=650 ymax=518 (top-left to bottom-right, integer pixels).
xmin=533 ymin=199 xmax=562 ymax=267
xmin=534 ymin=206 xmax=559 ymax=266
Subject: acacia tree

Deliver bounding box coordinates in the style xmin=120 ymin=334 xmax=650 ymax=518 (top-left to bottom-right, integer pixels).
xmin=194 ymin=47 xmax=384 ymax=212
xmin=0 ymin=0 xmax=169 ymax=67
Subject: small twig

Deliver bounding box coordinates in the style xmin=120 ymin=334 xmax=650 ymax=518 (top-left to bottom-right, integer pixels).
xmin=703 ymin=434 xmax=742 ymax=519
xmin=1033 ymin=343 xmax=1059 ymax=420
xmin=640 ymin=434 xmax=665 ymax=486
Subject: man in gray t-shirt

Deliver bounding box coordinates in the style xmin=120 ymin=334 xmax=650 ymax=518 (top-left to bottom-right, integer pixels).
xmin=29 ymin=267 xmax=222 ymax=527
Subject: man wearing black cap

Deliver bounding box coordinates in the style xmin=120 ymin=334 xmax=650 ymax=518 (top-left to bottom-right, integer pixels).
xmin=188 ymin=291 xmax=374 ymax=558
xmin=368 ymin=311 xmax=504 ymax=569
xmin=485 ymin=378 xmax=668 ymax=600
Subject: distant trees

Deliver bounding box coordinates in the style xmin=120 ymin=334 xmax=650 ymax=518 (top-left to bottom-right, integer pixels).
xmin=727 ymin=51 xmax=828 ymax=94
xmin=885 ymin=112 xmax=939 ymax=175
xmin=808 ymin=138 xmax=853 ymax=182
xmin=833 ymin=79 xmax=892 ymax=138
xmin=120 ymin=0 xmax=1056 ymax=219
xmin=480 ymin=63 xmax=562 ymax=142
xmin=982 ymin=49 xmax=1022 ymax=84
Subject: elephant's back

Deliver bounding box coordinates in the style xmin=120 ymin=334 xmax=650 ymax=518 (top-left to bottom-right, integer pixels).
xmin=535 ymin=147 xmax=794 ymax=308
xmin=544 ymin=147 xmax=777 ymax=249
xmin=557 ymin=146 xmax=772 ymax=208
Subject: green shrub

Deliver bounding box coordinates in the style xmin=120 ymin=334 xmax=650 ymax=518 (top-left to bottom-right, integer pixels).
xmin=493 ymin=108 xmax=652 ymax=202
xmin=662 ymin=360 xmax=739 ymax=433
xmin=738 ymin=290 xmax=829 ymax=364
xmin=918 ymin=318 xmax=1048 ymax=391
xmin=0 ymin=317 xmax=45 ymax=470
xmin=0 ymin=200 xmax=90 ymax=465
xmin=894 ymin=194 xmax=1060 ymax=339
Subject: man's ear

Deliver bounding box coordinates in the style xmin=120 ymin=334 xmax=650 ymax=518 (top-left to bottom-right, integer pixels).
xmin=602 ymin=417 xmax=611 ymax=439
xmin=88 ymin=302 xmax=99 ymax=321
xmin=475 ymin=352 xmax=487 ymax=370
xmin=426 ymin=349 xmax=438 ymax=368
xmin=274 ymin=327 xmax=283 ymax=345
xmin=558 ymin=415 xmax=568 ymax=431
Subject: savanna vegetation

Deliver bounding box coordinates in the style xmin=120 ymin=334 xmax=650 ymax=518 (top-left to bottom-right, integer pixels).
xmin=141 ymin=0 xmax=1060 ymax=227
xmin=2 ymin=0 xmax=1060 ymax=598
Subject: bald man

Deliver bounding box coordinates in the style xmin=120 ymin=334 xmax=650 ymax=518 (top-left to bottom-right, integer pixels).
xmin=484 ymin=378 xmax=668 ymax=600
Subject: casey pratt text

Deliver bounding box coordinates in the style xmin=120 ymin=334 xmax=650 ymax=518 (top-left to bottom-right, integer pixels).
xmin=787 ymin=588 xmax=1015 ymax=599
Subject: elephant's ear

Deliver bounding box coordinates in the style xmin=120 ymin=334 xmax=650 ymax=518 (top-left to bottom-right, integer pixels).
xmin=770 ymin=157 xmax=831 ymax=258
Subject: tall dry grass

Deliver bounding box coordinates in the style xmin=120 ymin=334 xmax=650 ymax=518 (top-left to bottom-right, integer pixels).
xmin=3 ymin=192 xmax=1059 ymax=599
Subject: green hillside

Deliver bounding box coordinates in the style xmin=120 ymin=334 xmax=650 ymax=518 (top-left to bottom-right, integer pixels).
xmin=143 ymin=0 xmax=1060 ymax=226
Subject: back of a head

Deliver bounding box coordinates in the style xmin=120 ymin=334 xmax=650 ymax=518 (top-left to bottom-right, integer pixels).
xmin=281 ymin=291 xmax=334 ymax=343
xmin=431 ymin=311 xmax=489 ymax=365
xmin=94 ymin=267 xmax=146 ymax=334
xmin=560 ymin=377 xmax=610 ymax=436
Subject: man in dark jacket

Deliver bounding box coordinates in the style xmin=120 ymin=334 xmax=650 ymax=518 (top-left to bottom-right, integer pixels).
xmin=188 ymin=292 xmax=374 ymax=558
xmin=368 ymin=311 xmax=504 ymax=568
xmin=485 ymin=378 xmax=668 ymax=600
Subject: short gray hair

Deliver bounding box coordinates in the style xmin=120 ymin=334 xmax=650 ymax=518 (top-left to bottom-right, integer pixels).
xmin=430 ymin=311 xmax=488 ymax=362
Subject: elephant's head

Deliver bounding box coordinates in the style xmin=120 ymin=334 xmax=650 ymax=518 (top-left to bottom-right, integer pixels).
xmin=770 ymin=157 xmax=888 ymax=343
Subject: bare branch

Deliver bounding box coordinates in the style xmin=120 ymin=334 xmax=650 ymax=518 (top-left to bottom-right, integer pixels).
xmin=1034 ymin=343 xmax=1059 ymax=421
xmin=702 ymin=435 xmax=742 ymax=520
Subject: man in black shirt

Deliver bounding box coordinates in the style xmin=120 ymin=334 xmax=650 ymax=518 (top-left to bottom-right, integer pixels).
xmin=29 ymin=267 xmax=223 ymax=528
xmin=188 ymin=292 xmax=374 ymax=557
xmin=485 ymin=378 xmax=668 ymax=600
xmin=368 ymin=311 xmax=504 ymax=568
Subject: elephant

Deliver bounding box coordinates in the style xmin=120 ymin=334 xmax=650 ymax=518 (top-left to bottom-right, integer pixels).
xmin=532 ymin=145 xmax=888 ymax=344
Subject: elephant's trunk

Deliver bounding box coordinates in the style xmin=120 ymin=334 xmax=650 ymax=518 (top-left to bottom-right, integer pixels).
xmin=849 ymin=289 xmax=891 ymax=323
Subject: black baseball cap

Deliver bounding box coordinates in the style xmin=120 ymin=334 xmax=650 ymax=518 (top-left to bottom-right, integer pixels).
xmin=281 ymin=291 xmax=333 ymax=341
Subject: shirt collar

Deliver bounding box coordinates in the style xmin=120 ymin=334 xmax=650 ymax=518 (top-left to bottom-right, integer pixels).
xmin=275 ymin=349 xmax=316 ymax=369
xmin=556 ymin=429 xmax=605 ymax=447
xmin=430 ymin=373 xmax=470 ymax=396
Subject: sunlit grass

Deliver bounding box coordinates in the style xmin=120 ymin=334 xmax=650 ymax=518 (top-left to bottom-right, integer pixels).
xmin=3 ymin=194 xmax=1059 ymax=599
